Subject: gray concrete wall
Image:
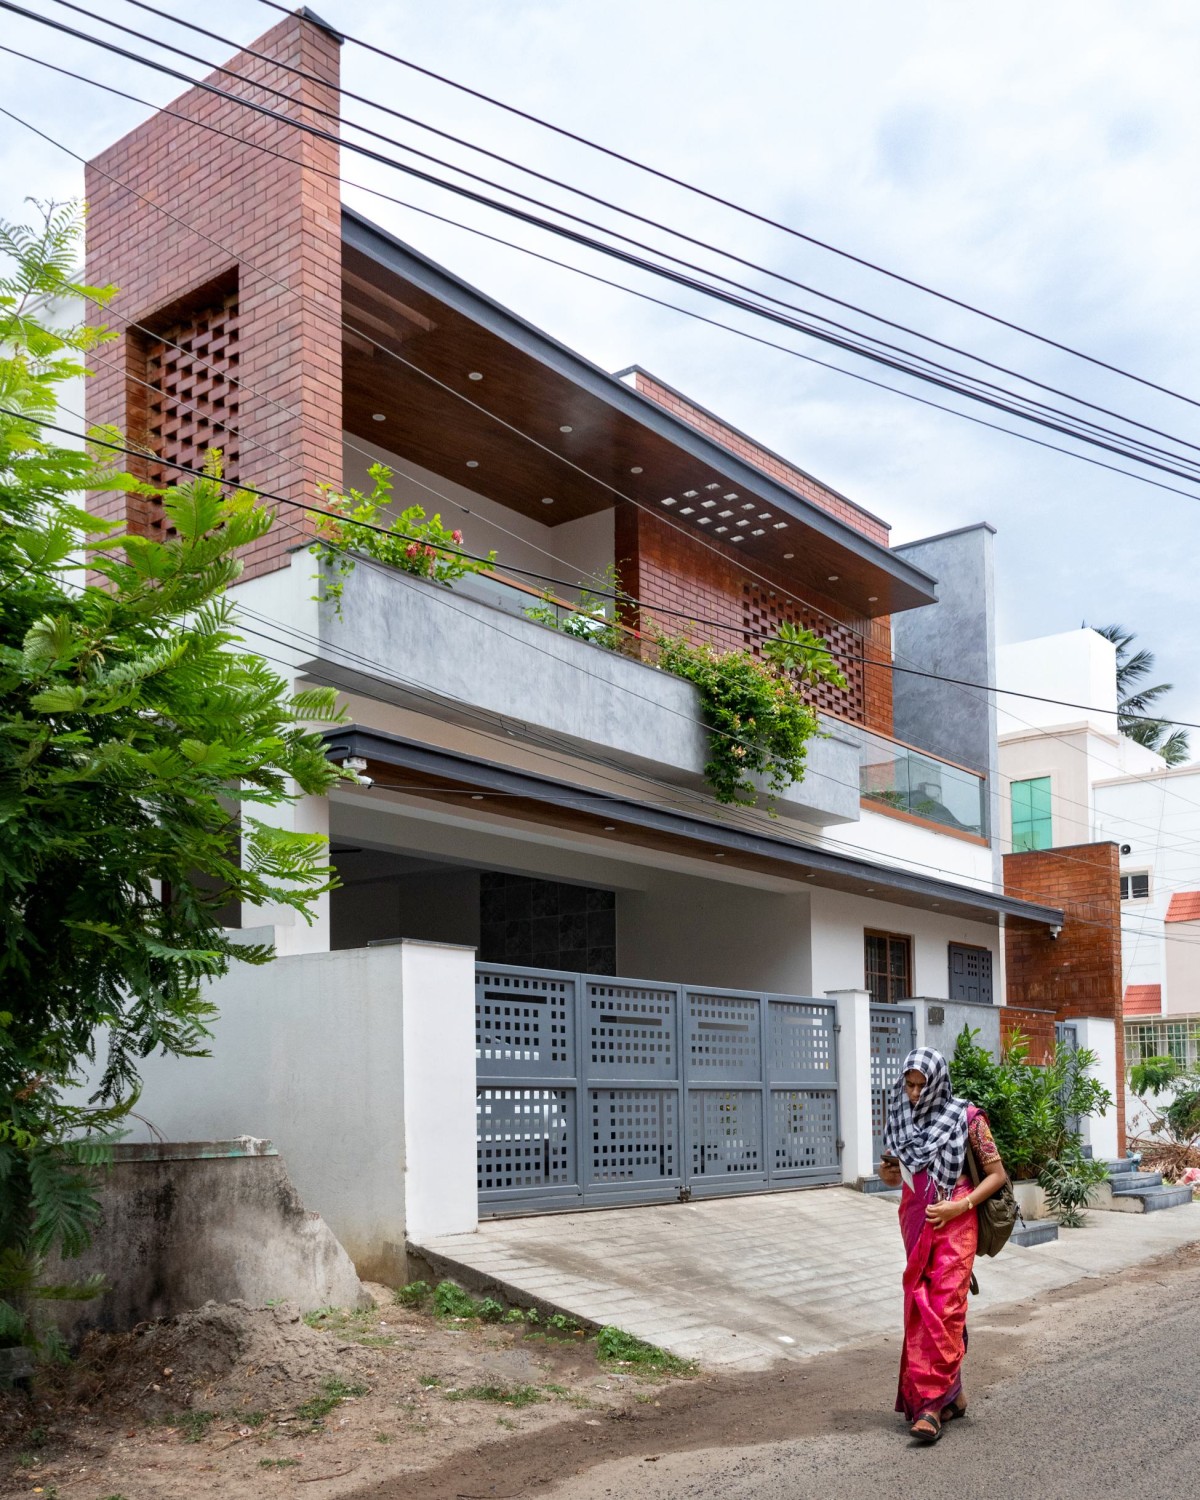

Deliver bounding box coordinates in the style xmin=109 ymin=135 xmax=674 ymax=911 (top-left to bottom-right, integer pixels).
xmin=317 ymin=562 xmax=862 ymax=827
xmin=915 ymin=996 xmax=1002 ymax=1060
xmin=50 ymin=1141 xmax=365 ymax=1339
xmin=892 ymin=524 xmax=999 ymax=793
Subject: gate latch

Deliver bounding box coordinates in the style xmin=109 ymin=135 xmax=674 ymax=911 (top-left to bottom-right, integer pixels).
xmin=677 ymin=1186 xmax=692 ymax=1203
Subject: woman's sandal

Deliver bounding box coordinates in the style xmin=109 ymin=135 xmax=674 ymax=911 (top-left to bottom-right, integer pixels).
xmin=910 ymin=1410 xmax=943 ymax=1443
xmin=940 ymin=1396 xmax=969 ymax=1424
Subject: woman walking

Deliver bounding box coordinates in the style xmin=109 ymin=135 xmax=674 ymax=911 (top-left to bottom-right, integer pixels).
xmin=877 ymin=1047 xmax=1007 ymax=1444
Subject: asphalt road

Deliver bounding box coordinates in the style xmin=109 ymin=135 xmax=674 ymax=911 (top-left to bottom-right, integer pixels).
xmin=538 ymin=1245 xmax=1200 ymax=1500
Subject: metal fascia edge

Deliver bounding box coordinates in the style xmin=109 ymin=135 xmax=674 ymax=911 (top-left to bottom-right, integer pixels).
xmin=325 ymin=726 xmax=1063 ymax=928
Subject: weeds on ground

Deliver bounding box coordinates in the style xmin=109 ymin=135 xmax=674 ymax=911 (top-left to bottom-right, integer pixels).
xmin=304 ymin=1305 xmax=399 ymax=1346
xmin=595 ymin=1326 xmax=696 ymax=1376
xmin=418 ymin=1373 xmax=441 ymax=1389
xmin=295 ymin=1378 xmax=370 ymax=1426
xmin=430 ymin=1280 xmax=505 ymax=1322
xmin=163 ymin=1410 xmax=220 ymax=1443
xmin=444 ymin=1383 xmax=543 ymax=1408
xmin=259 ymin=1458 xmax=299 ymax=1469
xmin=394 ymin=1280 xmax=431 ymax=1309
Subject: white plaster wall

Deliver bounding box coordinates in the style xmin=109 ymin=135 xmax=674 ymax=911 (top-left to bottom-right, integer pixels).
xmin=996 ymin=629 xmax=1119 ymax=736
xmin=1074 ymin=1017 xmax=1120 ymax=1160
xmin=1165 ymin=918 xmax=1200 ymax=1018
xmin=997 ymin=727 xmax=1093 ymax=853
xmin=807 ymin=887 xmax=1002 ymax=1001
xmin=95 ymin=941 xmax=477 ymax=1281
xmin=342 ymin=435 xmax=614 ymax=597
xmin=814 ymin=805 xmax=995 ymax=891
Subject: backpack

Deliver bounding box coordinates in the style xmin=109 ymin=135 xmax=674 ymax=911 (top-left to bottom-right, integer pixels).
xmin=965 ymin=1134 xmax=1020 ymax=1257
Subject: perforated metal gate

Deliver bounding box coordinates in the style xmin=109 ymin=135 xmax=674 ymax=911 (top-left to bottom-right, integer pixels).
xmin=476 ymin=964 xmax=840 ymax=1215
xmin=870 ymin=1005 xmax=915 ymax=1162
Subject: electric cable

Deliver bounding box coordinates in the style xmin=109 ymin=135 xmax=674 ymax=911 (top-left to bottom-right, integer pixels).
xmin=5 ymin=5 xmax=1200 ymax=484
xmin=44 ymin=0 xmax=1200 ymax=475
xmin=253 ymin=0 xmax=1200 ymax=414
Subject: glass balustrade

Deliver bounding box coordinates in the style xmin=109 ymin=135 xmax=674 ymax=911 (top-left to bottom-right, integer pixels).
xmin=857 ymin=728 xmax=987 ymax=838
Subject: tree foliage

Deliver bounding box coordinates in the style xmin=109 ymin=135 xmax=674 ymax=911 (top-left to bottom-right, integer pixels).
xmin=1090 ymin=622 xmax=1189 ymax=766
xmin=0 ymin=203 xmax=348 ymax=1346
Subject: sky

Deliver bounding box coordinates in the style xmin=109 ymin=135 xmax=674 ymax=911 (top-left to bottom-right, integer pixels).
xmin=3 ymin=0 xmax=1200 ymax=735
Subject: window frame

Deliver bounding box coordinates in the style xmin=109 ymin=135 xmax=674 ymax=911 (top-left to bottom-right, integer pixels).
xmin=865 ymin=929 xmax=913 ymax=1005
xmin=1011 ymin=774 xmax=1053 ymax=852
xmin=1119 ymin=870 xmax=1152 ymax=902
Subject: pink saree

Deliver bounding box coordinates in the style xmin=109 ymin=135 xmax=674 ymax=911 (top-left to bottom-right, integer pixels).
xmin=894 ymin=1104 xmax=984 ymax=1421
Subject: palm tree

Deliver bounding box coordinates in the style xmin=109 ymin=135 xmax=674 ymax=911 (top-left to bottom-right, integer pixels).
xmin=1090 ymin=624 xmax=1190 ymax=766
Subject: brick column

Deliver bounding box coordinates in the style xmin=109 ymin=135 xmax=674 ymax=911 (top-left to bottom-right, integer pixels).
xmin=1003 ymin=843 xmax=1126 ymax=1144
xmin=84 ymin=10 xmax=343 ymax=580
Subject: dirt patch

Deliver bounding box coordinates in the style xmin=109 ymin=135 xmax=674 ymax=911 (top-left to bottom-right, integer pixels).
xmin=0 ymin=1284 xmax=686 ymax=1499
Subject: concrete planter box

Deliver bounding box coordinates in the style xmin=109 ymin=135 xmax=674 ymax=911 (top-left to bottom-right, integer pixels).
xmin=1012 ymin=1179 xmax=1051 ymax=1220
xmin=317 ymin=564 xmax=862 ymax=826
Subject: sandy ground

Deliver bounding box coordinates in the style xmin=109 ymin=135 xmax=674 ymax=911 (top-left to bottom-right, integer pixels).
xmin=0 ymin=1285 xmax=687 ymax=1500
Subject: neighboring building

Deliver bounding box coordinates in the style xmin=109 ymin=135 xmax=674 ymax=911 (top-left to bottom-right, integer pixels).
xmin=81 ymin=12 xmax=1097 ymax=1275
xmin=997 ymin=627 xmax=1200 ymax=1129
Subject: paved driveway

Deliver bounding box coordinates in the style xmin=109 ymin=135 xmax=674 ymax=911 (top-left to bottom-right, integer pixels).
xmin=419 ymin=1189 xmax=1200 ymax=1370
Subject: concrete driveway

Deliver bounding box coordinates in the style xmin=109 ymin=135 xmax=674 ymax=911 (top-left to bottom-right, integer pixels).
xmin=418 ymin=1189 xmax=1200 ymax=1370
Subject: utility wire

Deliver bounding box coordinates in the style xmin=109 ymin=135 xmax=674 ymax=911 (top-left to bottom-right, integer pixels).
xmin=6 ymin=5 xmax=1200 ymax=486
xmin=47 ymin=0 xmax=1200 ymax=476
xmin=254 ymin=0 xmax=1200 ymax=413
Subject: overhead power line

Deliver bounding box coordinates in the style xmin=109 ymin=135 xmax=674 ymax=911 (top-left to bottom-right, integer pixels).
xmin=45 ymin=0 xmax=1200 ymax=477
xmin=6 ymin=4 xmax=1200 ymax=489
xmin=252 ymin=0 xmax=1200 ymax=413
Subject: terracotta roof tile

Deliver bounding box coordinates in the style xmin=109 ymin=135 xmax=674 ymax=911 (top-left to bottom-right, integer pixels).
xmin=1166 ymin=892 xmax=1200 ymax=922
xmin=1124 ymin=984 xmax=1162 ymax=1015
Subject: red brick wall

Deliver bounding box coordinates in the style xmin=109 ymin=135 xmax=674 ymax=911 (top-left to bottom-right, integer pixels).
xmin=615 ymin=501 xmax=894 ymax=734
xmin=84 ymin=12 xmax=343 ymax=579
xmin=1003 ymin=843 xmax=1125 ymax=1143
xmin=633 ymin=371 xmax=889 ymax=544
xmin=997 ymin=1005 xmax=1058 ymax=1066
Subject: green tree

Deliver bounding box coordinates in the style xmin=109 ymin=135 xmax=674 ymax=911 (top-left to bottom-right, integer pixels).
xmin=1090 ymin=622 xmax=1189 ymax=766
xmin=0 ymin=204 xmax=347 ymax=1349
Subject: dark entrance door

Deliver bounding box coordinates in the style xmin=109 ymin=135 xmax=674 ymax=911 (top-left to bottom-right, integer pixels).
xmin=948 ymin=944 xmax=993 ymax=1005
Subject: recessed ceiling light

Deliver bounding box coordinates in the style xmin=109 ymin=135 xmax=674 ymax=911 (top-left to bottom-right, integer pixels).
xmin=866 ymin=887 xmax=875 ymax=893
xmin=868 ymin=595 xmax=879 ymax=602
xmin=680 ymin=506 xmax=695 ymax=515
xmin=468 ymin=371 xmax=483 ymax=381
xmin=372 ymin=412 xmax=386 ymax=421
xmin=731 ymin=535 xmax=745 ymax=542
xmin=827 ymin=575 xmax=839 ymax=582
xmin=701 ymin=498 xmax=717 ymax=508
xmin=724 ymin=493 xmax=738 ymax=500
xmin=630 ymin=466 xmax=643 ymax=474
xmin=932 ymin=902 xmax=940 ymax=908
xmin=705 ymin=482 xmax=721 ymax=490
xmin=661 ymin=497 xmax=676 ymax=505
xmin=751 ymin=529 xmax=765 ymax=536
xmin=714 ymin=852 xmax=726 ymax=858
xmin=773 ymin=522 xmax=788 ymax=530
xmin=742 ymin=502 xmax=756 ymax=511
xmin=736 ymin=518 xmax=750 ymax=527
xmin=806 ymin=873 xmax=816 ymax=879
xmin=560 ymin=424 xmax=573 ymax=433
xmin=715 ymin=526 xmax=729 ymax=534
xmin=759 ymin=513 xmax=772 ymax=521
xmin=466 ymin=460 xmax=479 ymax=468
xmin=541 ymin=496 xmax=555 ymax=505
xmin=697 ymin=517 xmax=712 ymax=525
xmin=471 ymin=793 xmax=484 ymax=800
xmin=603 ymin=825 xmax=616 ymax=832
xmin=783 ymin=552 xmax=794 ymax=559
xmin=718 ymin=509 xmax=734 ymax=518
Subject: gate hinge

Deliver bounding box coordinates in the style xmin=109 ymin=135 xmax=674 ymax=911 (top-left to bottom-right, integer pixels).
xmin=833 ymin=1023 xmax=842 ymax=1034
xmin=835 ymin=1139 xmax=845 ymax=1153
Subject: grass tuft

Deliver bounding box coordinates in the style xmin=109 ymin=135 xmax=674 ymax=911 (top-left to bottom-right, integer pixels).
xmin=444 ymin=1383 xmax=543 ymax=1408
xmin=595 ymin=1326 xmax=696 ymax=1375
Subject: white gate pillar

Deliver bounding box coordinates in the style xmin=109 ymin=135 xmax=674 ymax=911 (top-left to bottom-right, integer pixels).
xmin=1071 ymin=1017 xmax=1120 ymax=1161
xmin=827 ymin=988 xmax=875 ymax=1185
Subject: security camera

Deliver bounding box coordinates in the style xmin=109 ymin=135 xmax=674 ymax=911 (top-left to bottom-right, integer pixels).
xmin=1120 ymin=844 xmax=1132 ymax=856
xmin=341 ymin=755 xmax=368 ymax=773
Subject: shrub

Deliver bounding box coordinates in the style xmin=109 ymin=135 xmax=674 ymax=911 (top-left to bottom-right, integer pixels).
xmin=1039 ymin=1154 xmax=1108 ymax=1227
xmin=949 ymin=1025 xmax=1112 ymax=1179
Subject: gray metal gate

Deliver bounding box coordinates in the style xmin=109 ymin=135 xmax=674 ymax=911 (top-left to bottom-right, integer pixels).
xmin=870 ymin=1005 xmax=915 ymax=1163
xmin=476 ymin=964 xmax=840 ymax=1215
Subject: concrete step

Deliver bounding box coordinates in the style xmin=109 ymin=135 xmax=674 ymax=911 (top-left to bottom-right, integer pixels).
xmin=856 ymin=1174 xmax=896 ymax=1195
xmin=1108 ymin=1170 xmax=1163 ymax=1192
xmin=1090 ymin=1180 xmax=1195 ymax=1213
xmin=1010 ymin=1219 xmax=1058 ymax=1247
xmin=1102 ymin=1158 xmax=1140 ymax=1177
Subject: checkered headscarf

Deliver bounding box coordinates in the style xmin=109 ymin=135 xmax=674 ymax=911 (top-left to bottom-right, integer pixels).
xmin=883 ymin=1047 xmax=969 ymax=1202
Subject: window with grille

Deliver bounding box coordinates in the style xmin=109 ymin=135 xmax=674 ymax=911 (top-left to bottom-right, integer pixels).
xmin=1120 ymin=871 xmax=1151 ymax=901
xmin=1011 ymin=776 xmax=1052 ymax=852
xmin=1125 ymin=1020 xmax=1199 ymax=1071
xmin=865 ymin=931 xmax=912 ymax=1004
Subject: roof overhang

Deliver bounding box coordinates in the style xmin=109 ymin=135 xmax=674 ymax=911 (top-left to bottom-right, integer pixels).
xmin=340 ymin=208 xmax=939 ymax=619
xmin=324 ymin=725 xmax=1062 ymax=931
